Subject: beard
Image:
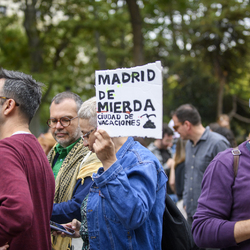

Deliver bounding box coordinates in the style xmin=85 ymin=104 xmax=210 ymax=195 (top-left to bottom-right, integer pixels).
xmin=53 ymin=128 xmax=81 ymax=148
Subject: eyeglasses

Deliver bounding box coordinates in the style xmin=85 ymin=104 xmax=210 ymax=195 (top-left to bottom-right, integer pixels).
xmin=0 ymin=96 xmax=19 ymax=106
xmin=173 ymin=123 xmax=182 ymax=132
xmin=47 ymin=116 xmax=78 ymax=128
xmin=81 ymin=128 xmax=96 ymax=142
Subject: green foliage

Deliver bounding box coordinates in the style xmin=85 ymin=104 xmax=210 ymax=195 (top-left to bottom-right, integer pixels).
xmin=142 ymin=0 xmax=250 ymax=139
xmin=0 ymin=15 xmax=30 ymax=71
xmin=1 ymin=0 xmax=250 ymax=140
xmin=163 ymin=56 xmax=219 ymax=125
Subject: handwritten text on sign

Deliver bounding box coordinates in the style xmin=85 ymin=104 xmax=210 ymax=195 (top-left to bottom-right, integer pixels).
xmin=95 ymin=61 xmax=162 ymax=138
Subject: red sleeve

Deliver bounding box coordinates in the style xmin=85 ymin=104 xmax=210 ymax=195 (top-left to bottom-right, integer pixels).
xmin=0 ymin=145 xmax=34 ymax=245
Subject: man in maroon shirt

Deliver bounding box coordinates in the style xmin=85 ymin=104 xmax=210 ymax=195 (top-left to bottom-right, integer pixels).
xmin=0 ymin=68 xmax=55 ymax=250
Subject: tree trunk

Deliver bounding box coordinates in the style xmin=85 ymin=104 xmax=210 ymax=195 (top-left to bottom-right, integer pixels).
xmin=95 ymin=31 xmax=107 ymax=70
xmin=169 ymin=8 xmax=178 ymax=51
xmin=214 ymin=58 xmax=227 ymax=118
xmin=23 ymin=0 xmax=43 ymax=73
xmin=217 ymin=75 xmax=226 ymax=117
xmin=23 ymin=0 xmax=43 ymax=136
xmin=126 ymin=0 xmax=144 ymax=66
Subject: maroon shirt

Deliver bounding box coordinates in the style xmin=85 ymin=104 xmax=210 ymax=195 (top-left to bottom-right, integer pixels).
xmin=0 ymin=133 xmax=55 ymax=250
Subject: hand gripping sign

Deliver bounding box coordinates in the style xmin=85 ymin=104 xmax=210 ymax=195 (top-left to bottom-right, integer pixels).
xmin=95 ymin=61 xmax=162 ymax=139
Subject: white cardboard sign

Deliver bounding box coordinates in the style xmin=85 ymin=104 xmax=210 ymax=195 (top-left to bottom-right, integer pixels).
xmin=95 ymin=61 xmax=162 ymax=139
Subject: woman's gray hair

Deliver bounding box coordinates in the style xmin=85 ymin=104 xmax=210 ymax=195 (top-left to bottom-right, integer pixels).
xmin=78 ymin=97 xmax=97 ymax=127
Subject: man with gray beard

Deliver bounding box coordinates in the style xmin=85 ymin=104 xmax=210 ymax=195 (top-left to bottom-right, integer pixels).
xmin=47 ymin=92 xmax=101 ymax=250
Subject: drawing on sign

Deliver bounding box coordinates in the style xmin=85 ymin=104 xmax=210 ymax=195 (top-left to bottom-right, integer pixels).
xmin=95 ymin=61 xmax=162 ymax=138
xmin=140 ymin=114 xmax=156 ymax=129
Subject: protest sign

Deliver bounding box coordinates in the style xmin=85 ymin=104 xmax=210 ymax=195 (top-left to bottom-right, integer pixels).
xmin=95 ymin=61 xmax=162 ymax=138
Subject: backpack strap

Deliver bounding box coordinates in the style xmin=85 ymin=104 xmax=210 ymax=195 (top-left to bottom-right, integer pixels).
xmin=231 ymin=147 xmax=241 ymax=177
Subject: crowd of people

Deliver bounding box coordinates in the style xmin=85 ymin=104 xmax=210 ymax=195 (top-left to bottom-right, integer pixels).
xmin=0 ymin=68 xmax=250 ymax=250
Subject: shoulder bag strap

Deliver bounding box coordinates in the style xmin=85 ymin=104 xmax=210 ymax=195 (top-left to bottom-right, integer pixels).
xmin=231 ymin=147 xmax=241 ymax=177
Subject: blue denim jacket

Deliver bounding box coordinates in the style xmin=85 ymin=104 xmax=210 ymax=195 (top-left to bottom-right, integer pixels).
xmin=87 ymin=137 xmax=168 ymax=250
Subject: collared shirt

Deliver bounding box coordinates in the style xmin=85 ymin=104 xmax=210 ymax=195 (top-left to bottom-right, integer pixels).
xmin=52 ymin=138 xmax=80 ymax=179
xmin=184 ymin=126 xmax=230 ymax=217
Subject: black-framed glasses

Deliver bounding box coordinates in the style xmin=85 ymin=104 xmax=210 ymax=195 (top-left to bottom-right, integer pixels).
xmin=47 ymin=116 xmax=78 ymax=128
xmin=81 ymin=128 xmax=96 ymax=141
xmin=0 ymin=96 xmax=19 ymax=106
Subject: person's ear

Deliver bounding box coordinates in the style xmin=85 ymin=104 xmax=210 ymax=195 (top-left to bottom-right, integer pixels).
xmin=3 ymin=99 xmax=16 ymax=115
xmin=184 ymin=120 xmax=191 ymax=130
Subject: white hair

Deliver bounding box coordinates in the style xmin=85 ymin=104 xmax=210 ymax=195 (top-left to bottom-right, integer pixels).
xmin=78 ymin=96 xmax=97 ymax=127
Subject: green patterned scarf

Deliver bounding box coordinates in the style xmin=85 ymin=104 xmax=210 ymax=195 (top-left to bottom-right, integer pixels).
xmin=48 ymin=138 xmax=89 ymax=250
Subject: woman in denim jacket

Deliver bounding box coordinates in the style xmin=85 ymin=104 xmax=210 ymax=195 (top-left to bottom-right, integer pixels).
xmin=59 ymin=97 xmax=167 ymax=250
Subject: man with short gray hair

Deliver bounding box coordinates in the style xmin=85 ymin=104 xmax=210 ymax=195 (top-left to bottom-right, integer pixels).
xmin=47 ymin=92 xmax=101 ymax=250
